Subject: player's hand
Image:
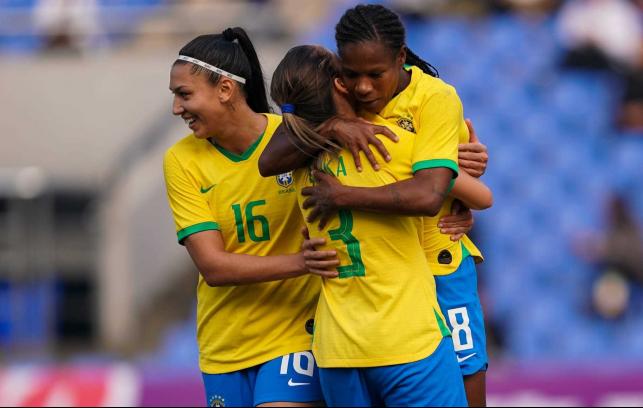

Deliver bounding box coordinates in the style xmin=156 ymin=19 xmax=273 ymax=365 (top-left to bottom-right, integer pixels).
xmin=300 ymin=227 xmax=339 ymax=278
xmin=438 ymin=200 xmax=474 ymax=241
xmin=301 ymin=170 xmax=343 ymax=230
xmin=458 ymin=119 xmax=488 ymax=178
xmin=319 ymin=116 xmax=398 ymax=172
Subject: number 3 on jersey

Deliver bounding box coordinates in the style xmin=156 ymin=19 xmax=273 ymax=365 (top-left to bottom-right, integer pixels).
xmin=231 ymin=200 xmax=270 ymax=243
xmin=328 ymin=209 xmax=365 ymax=279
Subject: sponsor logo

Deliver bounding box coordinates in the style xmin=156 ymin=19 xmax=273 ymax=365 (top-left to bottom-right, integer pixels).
xmin=397 ymin=117 xmax=416 ymax=133
xmin=287 ymin=379 xmax=310 ymax=387
xmin=457 ymin=353 xmax=477 ymax=364
xmin=200 ymin=184 xmax=216 ymax=194
xmin=209 ymin=395 xmax=225 ymax=407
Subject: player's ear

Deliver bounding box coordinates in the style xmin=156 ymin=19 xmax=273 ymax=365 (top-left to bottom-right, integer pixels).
xmin=333 ymin=77 xmax=349 ymax=95
xmin=397 ymin=46 xmax=407 ymax=67
xmin=218 ymin=77 xmax=235 ymax=103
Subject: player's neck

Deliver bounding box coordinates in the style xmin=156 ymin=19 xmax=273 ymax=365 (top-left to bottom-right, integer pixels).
xmin=211 ymin=104 xmax=267 ymax=154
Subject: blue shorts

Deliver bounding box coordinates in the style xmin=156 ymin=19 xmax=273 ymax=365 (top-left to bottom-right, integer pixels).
xmin=202 ymin=351 xmax=323 ymax=407
xmin=318 ymin=337 xmax=467 ymax=407
xmin=435 ymin=255 xmax=488 ymax=376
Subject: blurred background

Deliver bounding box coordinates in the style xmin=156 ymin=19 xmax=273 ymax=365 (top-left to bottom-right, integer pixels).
xmin=1 ymin=0 xmax=642 ymax=406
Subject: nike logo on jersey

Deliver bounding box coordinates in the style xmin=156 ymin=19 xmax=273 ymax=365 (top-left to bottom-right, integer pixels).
xmin=200 ymin=184 xmax=216 ymax=194
xmin=457 ymin=353 xmax=477 ymax=363
xmin=287 ymin=378 xmax=310 ymax=387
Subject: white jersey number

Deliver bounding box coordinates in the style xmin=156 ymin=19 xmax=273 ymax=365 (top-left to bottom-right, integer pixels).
xmin=279 ymin=351 xmax=315 ymax=377
xmin=448 ymin=307 xmax=474 ymax=351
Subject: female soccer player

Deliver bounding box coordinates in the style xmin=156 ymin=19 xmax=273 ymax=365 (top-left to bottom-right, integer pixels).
xmin=260 ymin=5 xmax=492 ymax=406
xmin=163 ymin=28 xmax=337 ymax=407
xmin=270 ymin=44 xmax=469 ymax=407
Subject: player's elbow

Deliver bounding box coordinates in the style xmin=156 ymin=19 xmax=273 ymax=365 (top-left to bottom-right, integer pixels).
xmin=480 ymin=192 xmax=493 ymax=210
xmin=471 ymin=190 xmax=493 ymax=211
xmin=418 ymin=195 xmax=444 ymax=217
xmin=200 ymin=267 xmax=236 ymax=287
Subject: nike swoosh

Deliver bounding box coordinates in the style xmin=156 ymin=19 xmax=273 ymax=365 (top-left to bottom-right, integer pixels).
xmin=200 ymin=184 xmax=216 ymax=194
xmin=287 ymin=378 xmax=310 ymax=387
xmin=457 ymin=353 xmax=477 ymax=363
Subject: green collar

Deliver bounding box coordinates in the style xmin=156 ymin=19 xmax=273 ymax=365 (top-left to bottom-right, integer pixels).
xmin=209 ymin=131 xmax=265 ymax=162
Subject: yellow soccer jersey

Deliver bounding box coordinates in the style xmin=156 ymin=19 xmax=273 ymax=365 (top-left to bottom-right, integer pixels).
xmin=163 ymin=113 xmax=320 ymax=374
xmin=378 ymin=65 xmax=483 ymax=275
xmin=295 ymin=115 xmax=453 ymax=368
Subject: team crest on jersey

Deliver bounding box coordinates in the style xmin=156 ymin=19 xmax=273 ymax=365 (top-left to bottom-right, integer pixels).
xmin=209 ymin=395 xmax=225 ymax=407
xmin=397 ymin=117 xmax=416 ymax=133
xmin=276 ymin=172 xmax=293 ymax=188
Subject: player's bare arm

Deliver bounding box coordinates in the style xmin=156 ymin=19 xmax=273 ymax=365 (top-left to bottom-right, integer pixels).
xmin=184 ymin=230 xmax=338 ymax=286
xmin=302 ymin=167 xmax=453 ymax=229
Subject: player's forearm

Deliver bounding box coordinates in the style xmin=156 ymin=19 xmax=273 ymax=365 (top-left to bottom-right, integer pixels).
xmin=198 ymin=252 xmax=307 ymax=287
xmin=336 ymin=169 xmax=453 ymax=217
xmin=258 ymin=124 xmax=316 ymax=176
xmin=450 ymin=171 xmax=493 ymax=210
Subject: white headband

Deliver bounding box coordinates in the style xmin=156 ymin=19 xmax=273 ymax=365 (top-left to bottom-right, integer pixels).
xmin=177 ymin=55 xmax=246 ymax=84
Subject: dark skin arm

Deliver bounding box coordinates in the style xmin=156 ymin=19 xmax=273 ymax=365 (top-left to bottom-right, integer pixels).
xmin=258 ymin=81 xmax=399 ymax=177
xmin=258 ymin=123 xmax=317 ymax=177
xmin=302 ymin=168 xmax=453 ymax=229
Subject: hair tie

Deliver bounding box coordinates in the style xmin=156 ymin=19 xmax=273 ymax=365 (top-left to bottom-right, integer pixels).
xmin=281 ymin=104 xmax=295 ymax=114
xmin=222 ymin=28 xmax=236 ymax=42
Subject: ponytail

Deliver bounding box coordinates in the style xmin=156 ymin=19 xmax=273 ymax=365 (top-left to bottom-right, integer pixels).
xmin=225 ymin=27 xmax=270 ymax=113
xmin=175 ymin=27 xmax=270 ymax=113
xmin=271 ymin=45 xmax=341 ymax=168
xmin=406 ymin=47 xmax=439 ymax=78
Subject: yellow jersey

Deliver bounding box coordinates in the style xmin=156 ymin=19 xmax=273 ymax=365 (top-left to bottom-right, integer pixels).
xmin=378 ymin=65 xmax=484 ymax=275
xmin=295 ymin=115 xmax=454 ymax=368
xmin=163 ymin=113 xmax=320 ymax=374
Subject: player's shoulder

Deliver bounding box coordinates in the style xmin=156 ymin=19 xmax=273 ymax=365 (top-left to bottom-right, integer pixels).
xmin=263 ymin=112 xmax=283 ymax=135
xmin=164 ymin=133 xmax=205 ymax=162
xmin=410 ymin=66 xmax=458 ymax=100
xmin=366 ymin=113 xmax=416 ymax=141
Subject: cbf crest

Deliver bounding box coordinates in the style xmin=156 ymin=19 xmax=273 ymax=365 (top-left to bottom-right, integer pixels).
xmin=397 ymin=117 xmax=416 ymax=133
xmin=209 ymin=395 xmax=225 ymax=407
xmin=276 ymin=172 xmax=293 ymax=188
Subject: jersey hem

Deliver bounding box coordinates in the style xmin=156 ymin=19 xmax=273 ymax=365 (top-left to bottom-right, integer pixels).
xmin=199 ymin=342 xmax=313 ymax=374
xmin=314 ymin=338 xmax=444 ymax=368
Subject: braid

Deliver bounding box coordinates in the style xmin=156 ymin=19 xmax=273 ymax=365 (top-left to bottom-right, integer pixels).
xmin=335 ymin=4 xmax=438 ymax=78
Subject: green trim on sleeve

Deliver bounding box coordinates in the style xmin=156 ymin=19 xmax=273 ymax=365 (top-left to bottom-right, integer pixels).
xmin=177 ymin=221 xmax=220 ymax=244
xmin=412 ymin=159 xmax=459 ymax=176
xmin=461 ymin=241 xmax=471 ymax=259
xmin=434 ymin=309 xmax=452 ymax=337
xmin=446 ymin=178 xmax=456 ymax=194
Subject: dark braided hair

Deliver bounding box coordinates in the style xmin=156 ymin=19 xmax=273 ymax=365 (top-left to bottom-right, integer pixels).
xmin=335 ymin=4 xmax=439 ymax=78
xmin=175 ymin=27 xmax=270 ymax=113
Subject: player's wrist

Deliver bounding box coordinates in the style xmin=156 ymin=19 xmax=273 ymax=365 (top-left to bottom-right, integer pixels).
xmin=333 ymin=185 xmax=353 ymax=209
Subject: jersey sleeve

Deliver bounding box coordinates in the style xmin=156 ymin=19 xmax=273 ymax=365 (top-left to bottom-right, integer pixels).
xmin=163 ymin=149 xmax=219 ymax=244
xmin=411 ymin=87 xmax=462 ymax=178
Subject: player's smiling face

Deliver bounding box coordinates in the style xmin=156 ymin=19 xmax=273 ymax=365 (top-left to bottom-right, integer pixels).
xmin=339 ymin=40 xmax=406 ymax=114
xmin=170 ymin=63 xmax=223 ymax=139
